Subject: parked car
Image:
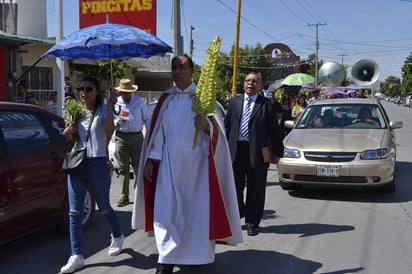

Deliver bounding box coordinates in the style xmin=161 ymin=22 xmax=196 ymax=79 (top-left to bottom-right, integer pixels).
xmin=0 ymin=102 xmax=95 ymax=244
xmin=278 ymin=98 xmax=403 ymax=193
xmin=404 ymin=95 xmax=412 ymax=107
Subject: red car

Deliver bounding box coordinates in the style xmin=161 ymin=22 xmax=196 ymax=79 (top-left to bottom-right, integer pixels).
xmin=0 ymin=102 xmax=95 ymax=244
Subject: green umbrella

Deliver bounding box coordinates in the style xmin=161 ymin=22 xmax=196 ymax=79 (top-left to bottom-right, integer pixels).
xmin=281 ymin=73 xmax=315 ymax=86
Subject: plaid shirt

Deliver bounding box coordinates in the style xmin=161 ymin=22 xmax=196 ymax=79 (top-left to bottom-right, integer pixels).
xmin=15 ymin=93 xmax=27 ymax=103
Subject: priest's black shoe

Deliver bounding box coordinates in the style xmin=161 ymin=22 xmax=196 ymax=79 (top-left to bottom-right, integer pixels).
xmin=246 ymin=223 xmax=259 ymax=236
xmin=155 ymin=264 xmax=174 ymax=274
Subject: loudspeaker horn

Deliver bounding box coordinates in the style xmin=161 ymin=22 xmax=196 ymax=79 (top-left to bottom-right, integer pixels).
xmin=351 ymin=59 xmax=380 ymax=86
xmin=318 ymin=62 xmax=345 ymax=87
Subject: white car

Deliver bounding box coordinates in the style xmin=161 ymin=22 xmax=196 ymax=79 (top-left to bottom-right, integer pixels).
xmin=278 ymin=98 xmax=403 ymax=193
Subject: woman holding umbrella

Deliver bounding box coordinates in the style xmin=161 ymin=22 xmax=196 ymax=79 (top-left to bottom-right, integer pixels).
xmin=61 ymin=76 xmax=124 ymax=273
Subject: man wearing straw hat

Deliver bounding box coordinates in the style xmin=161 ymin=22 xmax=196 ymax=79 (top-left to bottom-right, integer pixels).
xmin=113 ymin=78 xmax=150 ymax=207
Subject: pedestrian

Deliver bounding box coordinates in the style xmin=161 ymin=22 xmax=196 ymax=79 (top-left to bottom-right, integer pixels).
xmin=356 ymin=89 xmax=368 ymax=98
xmin=113 ymin=78 xmax=150 ymax=207
xmin=46 ymin=91 xmax=58 ymax=113
xmin=224 ymin=72 xmax=284 ymax=237
xmin=280 ymin=95 xmax=292 ymax=137
xmin=15 ymin=79 xmax=29 ymax=103
xmin=65 ymin=76 xmax=78 ymax=101
xmin=291 ymin=94 xmax=307 ymax=121
xmin=61 ymin=76 xmax=124 ymax=274
xmin=25 ymin=91 xmax=40 ymax=106
xmin=131 ymin=54 xmax=243 ymax=274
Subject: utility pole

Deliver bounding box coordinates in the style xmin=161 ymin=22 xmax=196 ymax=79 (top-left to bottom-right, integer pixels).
xmin=173 ymin=0 xmax=183 ymax=55
xmin=189 ymin=25 xmax=195 ymax=58
xmin=307 ymin=21 xmax=326 ymax=86
xmin=337 ymin=53 xmax=348 ymax=66
xmin=231 ymin=0 xmax=241 ymax=97
xmin=56 ymin=0 xmax=64 ymax=117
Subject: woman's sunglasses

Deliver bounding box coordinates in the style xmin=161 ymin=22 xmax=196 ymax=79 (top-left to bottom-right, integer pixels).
xmin=77 ymin=86 xmax=96 ymax=93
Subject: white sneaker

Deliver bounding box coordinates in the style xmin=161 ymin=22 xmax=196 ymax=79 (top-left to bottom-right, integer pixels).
xmin=108 ymin=234 xmax=124 ymax=256
xmin=60 ymin=255 xmax=84 ymax=273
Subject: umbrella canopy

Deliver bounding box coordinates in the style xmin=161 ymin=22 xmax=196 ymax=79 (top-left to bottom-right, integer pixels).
xmin=326 ymin=89 xmax=348 ymax=98
xmin=345 ymin=83 xmax=362 ymax=90
xmin=301 ymin=84 xmax=315 ymax=91
xmin=44 ymin=23 xmax=173 ymax=61
xmin=268 ymin=79 xmax=284 ymax=92
xmin=281 ymin=73 xmax=315 ymax=86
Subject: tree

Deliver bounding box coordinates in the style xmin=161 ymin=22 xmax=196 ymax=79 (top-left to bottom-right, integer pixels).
xmin=380 ymin=76 xmax=401 ymax=97
xmin=400 ymin=52 xmax=412 ymax=96
xmin=96 ymin=60 xmax=130 ymax=89
xmin=212 ymin=43 xmax=271 ymax=106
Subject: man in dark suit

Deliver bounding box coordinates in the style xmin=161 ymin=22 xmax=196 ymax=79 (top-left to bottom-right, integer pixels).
xmin=224 ymin=72 xmax=284 ymax=236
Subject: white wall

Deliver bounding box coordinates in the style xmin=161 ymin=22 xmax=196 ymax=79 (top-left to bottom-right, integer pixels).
xmin=17 ymin=0 xmax=47 ymax=38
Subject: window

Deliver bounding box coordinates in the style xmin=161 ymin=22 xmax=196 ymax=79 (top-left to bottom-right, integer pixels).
xmin=0 ymin=111 xmax=50 ymax=155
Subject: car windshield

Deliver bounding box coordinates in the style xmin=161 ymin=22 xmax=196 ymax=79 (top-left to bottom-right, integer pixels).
xmin=295 ymin=103 xmax=387 ymax=129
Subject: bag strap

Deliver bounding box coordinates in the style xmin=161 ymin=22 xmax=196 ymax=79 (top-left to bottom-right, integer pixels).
xmin=85 ymin=107 xmax=97 ymax=144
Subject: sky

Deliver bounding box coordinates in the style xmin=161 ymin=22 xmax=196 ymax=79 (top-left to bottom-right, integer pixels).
xmin=46 ymin=0 xmax=412 ymax=82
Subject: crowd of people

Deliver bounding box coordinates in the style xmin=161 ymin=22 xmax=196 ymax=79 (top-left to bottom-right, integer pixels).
xmin=265 ymin=84 xmax=371 ymax=137
xmin=49 ymin=56 xmax=287 ymax=274
xmin=13 ymin=77 xmax=77 ymax=112
xmin=13 ymin=66 xmax=372 ymax=274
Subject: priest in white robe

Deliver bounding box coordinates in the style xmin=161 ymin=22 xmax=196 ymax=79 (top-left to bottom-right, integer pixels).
xmin=131 ymin=55 xmax=243 ymax=274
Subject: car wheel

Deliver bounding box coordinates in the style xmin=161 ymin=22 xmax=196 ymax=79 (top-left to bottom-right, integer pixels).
xmin=57 ymin=189 xmax=96 ymax=234
xmin=378 ymin=180 xmax=395 ymax=194
xmin=280 ymin=181 xmax=298 ymax=190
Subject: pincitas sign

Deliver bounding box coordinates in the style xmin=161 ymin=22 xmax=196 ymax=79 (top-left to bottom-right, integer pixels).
xmin=79 ymin=0 xmax=157 ymax=35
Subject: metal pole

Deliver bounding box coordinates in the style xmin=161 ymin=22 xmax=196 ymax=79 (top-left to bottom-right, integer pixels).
xmin=173 ymin=0 xmax=183 ymax=55
xmin=189 ymin=25 xmax=195 ymax=58
xmin=56 ymin=0 xmax=64 ymax=117
xmin=308 ymin=22 xmax=326 ymax=86
xmin=231 ymin=0 xmax=241 ymax=97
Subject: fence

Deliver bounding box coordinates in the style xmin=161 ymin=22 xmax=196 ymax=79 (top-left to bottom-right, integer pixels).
xmin=29 ymin=90 xmax=163 ymax=108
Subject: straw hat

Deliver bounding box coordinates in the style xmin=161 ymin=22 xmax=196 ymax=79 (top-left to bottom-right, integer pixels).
xmin=115 ymin=79 xmax=138 ymax=92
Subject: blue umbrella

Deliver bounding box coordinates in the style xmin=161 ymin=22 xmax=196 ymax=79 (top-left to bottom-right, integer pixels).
xmin=43 ymin=23 xmax=173 ymax=87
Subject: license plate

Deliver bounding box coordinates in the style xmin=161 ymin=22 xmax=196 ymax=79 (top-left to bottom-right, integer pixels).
xmin=317 ymin=165 xmax=339 ymax=177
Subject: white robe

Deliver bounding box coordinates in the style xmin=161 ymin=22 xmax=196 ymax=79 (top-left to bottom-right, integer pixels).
xmin=131 ymin=83 xmax=243 ymax=265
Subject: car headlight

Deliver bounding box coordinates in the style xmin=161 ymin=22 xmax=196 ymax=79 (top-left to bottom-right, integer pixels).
xmin=283 ymin=148 xmax=301 ymax=158
xmin=360 ymin=148 xmax=390 ymax=159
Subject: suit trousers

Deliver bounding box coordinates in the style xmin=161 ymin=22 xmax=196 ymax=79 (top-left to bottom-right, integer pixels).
xmin=114 ymin=131 xmax=143 ymax=197
xmin=233 ymin=142 xmax=268 ymax=227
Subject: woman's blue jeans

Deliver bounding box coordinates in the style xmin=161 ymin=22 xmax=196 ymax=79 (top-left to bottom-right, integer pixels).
xmin=67 ymin=157 xmax=122 ymax=255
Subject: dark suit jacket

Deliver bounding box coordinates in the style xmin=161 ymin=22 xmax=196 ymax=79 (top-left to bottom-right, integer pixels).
xmin=224 ymin=94 xmax=284 ymax=168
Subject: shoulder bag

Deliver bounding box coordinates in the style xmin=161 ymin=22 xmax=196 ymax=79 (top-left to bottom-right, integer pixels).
xmin=61 ymin=109 xmax=95 ymax=175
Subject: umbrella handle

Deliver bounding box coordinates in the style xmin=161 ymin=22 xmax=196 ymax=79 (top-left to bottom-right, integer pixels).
xmin=13 ymin=55 xmax=45 ymax=86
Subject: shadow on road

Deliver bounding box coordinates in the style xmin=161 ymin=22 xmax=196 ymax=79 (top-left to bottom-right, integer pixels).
xmin=0 ymin=210 xmax=139 ymax=274
xmin=262 ymin=223 xmax=355 ymax=237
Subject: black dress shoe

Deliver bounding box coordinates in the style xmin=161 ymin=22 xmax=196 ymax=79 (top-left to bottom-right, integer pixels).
xmin=155 ymin=264 xmax=174 ymax=274
xmin=246 ymin=224 xmax=259 ymax=236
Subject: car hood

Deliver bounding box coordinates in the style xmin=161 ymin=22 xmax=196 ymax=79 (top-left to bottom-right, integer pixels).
xmin=284 ymin=128 xmax=389 ymax=152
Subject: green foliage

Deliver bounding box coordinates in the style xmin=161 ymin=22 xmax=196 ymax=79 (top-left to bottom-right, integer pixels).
xmin=193 ymin=36 xmax=220 ymax=117
xmin=400 ymin=52 xmax=412 ymax=96
xmin=380 ymin=76 xmax=401 ymax=97
xmin=212 ymin=43 xmax=271 ymax=105
xmin=96 ymin=60 xmax=130 ymax=83
xmin=63 ymin=99 xmax=87 ymax=145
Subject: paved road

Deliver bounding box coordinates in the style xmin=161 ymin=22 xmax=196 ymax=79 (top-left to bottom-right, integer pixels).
xmin=2 ymin=100 xmax=412 ymax=274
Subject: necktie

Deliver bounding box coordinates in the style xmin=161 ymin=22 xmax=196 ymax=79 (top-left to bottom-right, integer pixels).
xmin=240 ymin=97 xmax=252 ymax=139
